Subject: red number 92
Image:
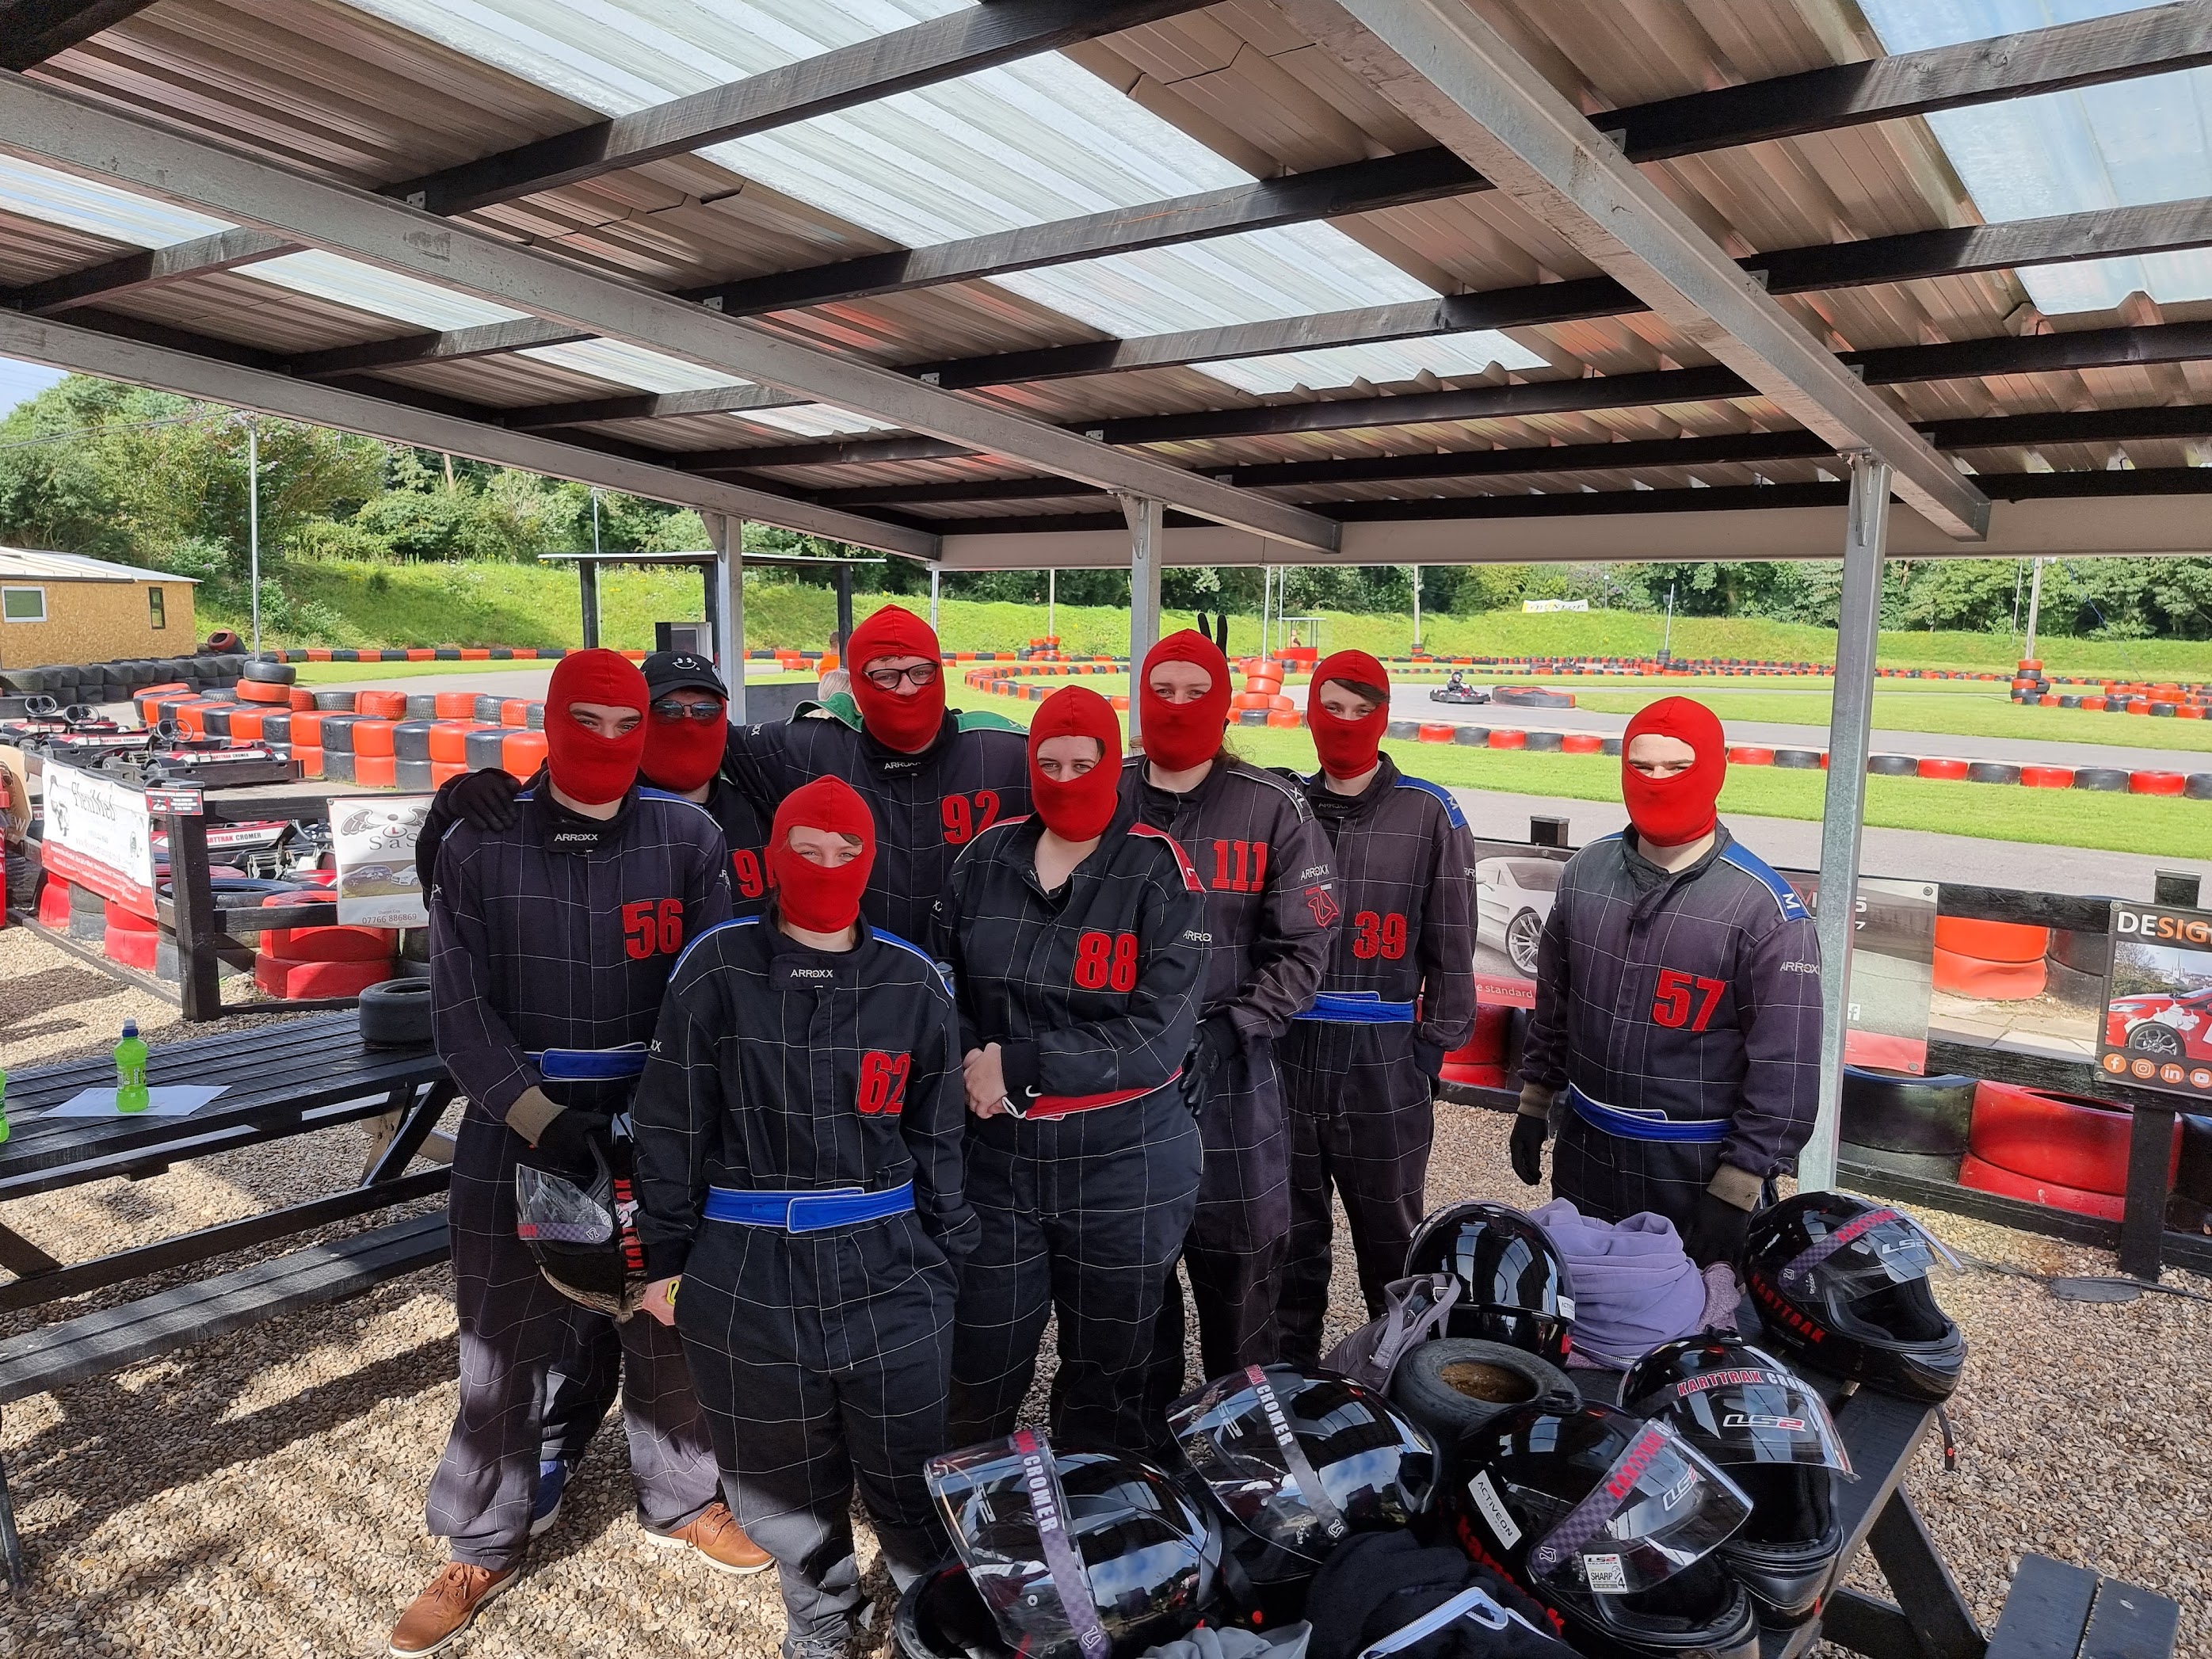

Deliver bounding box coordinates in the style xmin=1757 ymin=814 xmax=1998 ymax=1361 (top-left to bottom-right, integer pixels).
xmin=940 ymin=790 xmax=1003 ymax=845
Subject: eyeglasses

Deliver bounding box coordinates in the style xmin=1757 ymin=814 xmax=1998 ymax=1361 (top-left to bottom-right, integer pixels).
xmin=861 ymin=662 xmax=939 ymax=690
xmin=650 ymin=698 xmax=726 ymax=723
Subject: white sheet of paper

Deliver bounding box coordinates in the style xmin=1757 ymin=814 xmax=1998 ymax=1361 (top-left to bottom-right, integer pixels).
xmin=46 ymin=1085 xmax=230 ymax=1119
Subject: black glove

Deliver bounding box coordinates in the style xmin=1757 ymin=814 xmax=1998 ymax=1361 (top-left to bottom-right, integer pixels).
xmin=1509 ymin=1113 xmax=1547 ymax=1188
xmin=532 ymin=1108 xmax=612 ymax=1171
xmin=1683 ymin=1188 xmax=1753 ymax=1268
xmin=1179 ymin=1014 xmax=1241 ymax=1115
xmin=450 ymin=766 xmax=523 ymax=830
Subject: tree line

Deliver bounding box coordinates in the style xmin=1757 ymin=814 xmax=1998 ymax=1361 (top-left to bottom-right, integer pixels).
xmin=4 ymin=375 xmax=2210 ymax=642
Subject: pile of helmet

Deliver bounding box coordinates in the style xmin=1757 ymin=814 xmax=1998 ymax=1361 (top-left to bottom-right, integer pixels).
xmin=898 ymin=1192 xmax=1964 ymax=1659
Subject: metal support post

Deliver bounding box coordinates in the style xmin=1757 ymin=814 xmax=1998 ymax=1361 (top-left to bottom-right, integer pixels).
xmin=577 ymin=559 xmax=601 ymax=650
xmin=245 ymin=420 xmax=261 ymax=658
xmin=2023 ymin=558 xmax=2046 ymax=661
xmin=708 ymin=513 xmax=745 ymax=722
xmin=1410 ymin=564 xmax=1421 ymax=651
xmin=1120 ymin=494 xmax=1165 ymax=740
xmin=1047 ymin=567 xmax=1056 ymax=641
xmin=166 ymin=809 xmax=222 ymax=1022
xmin=929 ymin=565 xmax=940 ymax=631
xmin=1804 ymin=452 xmax=1891 ymax=1192
xmin=833 ymin=563 xmax=853 ymax=654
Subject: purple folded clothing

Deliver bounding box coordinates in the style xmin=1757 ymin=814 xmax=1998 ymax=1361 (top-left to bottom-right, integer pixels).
xmin=1532 ymin=1199 xmax=1710 ymax=1370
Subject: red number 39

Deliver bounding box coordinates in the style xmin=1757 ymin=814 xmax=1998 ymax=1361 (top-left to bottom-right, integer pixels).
xmin=621 ymin=898 xmax=685 ymax=960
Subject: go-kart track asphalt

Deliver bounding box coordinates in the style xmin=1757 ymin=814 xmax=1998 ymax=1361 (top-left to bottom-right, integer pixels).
xmin=1390 ymin=685 xmax=2212 ymax=777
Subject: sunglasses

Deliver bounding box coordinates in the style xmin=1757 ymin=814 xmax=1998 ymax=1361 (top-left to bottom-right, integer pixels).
xmin=650 ymin=698 xmax=726 ymax=723
xmin=861 ymin=662 xmax=940 ymax=690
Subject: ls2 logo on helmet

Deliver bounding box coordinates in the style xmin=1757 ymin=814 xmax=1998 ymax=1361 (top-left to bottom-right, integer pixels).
xmin=1722 ymin=1413 xmax=1806 ymax=1432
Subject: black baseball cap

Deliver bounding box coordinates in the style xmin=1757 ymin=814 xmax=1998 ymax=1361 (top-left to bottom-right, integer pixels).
xmin=642 ymin=651 xmax=727 ymax=701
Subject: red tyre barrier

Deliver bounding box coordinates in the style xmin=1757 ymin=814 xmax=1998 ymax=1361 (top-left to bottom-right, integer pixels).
xmin=1932 ymin=947 xmax=2046 ymax=1001
xmin=356 ymin=755 xmax=399 ymax=788
xmin=500 ymin=698 xmax=534 ymax=727
xmin=1487 ymin=730 xmax=1527 ymax=749
xmin=2019 ymin=765 xmax=2073 ymax=788
xmin=1417 ymin=723 xmax=1456 ymax=742
xmin=259 ymin=893 xmax=396 ymax=963
xmin=1444 ymin=1002 xmax=1515 ymax=1068
xmin=1726 ymin=746 xmax=1775 ymax=765
xmin=1440 ymin=1062 xmax=1509 ymax=1089
xmin=501 ymin=730 xmax=549 ymax=778
xmin=1561 ymin=733 xmax=1604 ymax=754
xmin=1933 ymin=917 xmax=2048 ymax=962
xmin=254 ymin=956 xmax=395 ymax=1000
xmin=350 ymin=719 xmax=399 ymax=758
xmin=433 ymin=691 xmax=479 ymax=720
xmin=356 ymin=689 xmax=408 ymax=720
xmin=237 ymin=678 xmax=291 ymax=705
xmin=104 ymin=925 xmax=158 ymax=973
xmin=1968 ymin=1081 xmax=2179 ymax=1193
xmin=1916 ymin=757 xmax=1970 ymax=780
xmin=2130 ymin=770 xmax=2186 ymax=795
xmin=427 ymin=721 xmax=479 ymax=765
xmin=1958 ymin=1155 xmax=2123 ymax=1221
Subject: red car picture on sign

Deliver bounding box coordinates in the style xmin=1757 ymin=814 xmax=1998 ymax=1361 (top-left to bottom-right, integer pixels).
xmin=2098 ymin=902 xmax=2212 ymax=1098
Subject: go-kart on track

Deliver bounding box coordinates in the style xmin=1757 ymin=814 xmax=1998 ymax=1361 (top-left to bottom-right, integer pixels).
xmin=1392 ymin=685 xmax=2212 ymax=778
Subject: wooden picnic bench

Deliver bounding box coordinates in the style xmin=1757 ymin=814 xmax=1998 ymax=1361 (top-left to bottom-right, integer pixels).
xmin=0 ymin=1011 xmax=456 ymax=1588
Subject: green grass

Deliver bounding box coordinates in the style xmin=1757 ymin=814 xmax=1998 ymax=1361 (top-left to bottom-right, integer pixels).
xmin=963 ymin=690 xmax=2210 ymax=858
xmin=203 ymin=553 xmax=2212 ymax=677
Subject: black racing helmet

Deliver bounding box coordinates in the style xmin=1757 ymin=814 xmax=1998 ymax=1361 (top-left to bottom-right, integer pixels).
xmin=920 ymin=1430 xmax=1219 ymax=1659
xmin=1740 ymin=1193 xmax=1966 ymax=1404
xmin=1444 ymin=1402 xmax=1759 ymax=1659
xmin=1623 ymin=1336 xmax=1855 ymax=1628
xmin=1405 ymin=1202 xmax=1575 ymax=1366
xmin=1169 ymin=1365 xmax=1436 ymax=1627
xmin=513 ymin=1136 xmax=647 ymax=1318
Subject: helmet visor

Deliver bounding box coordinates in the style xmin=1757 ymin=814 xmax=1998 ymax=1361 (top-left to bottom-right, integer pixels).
xmin=925 ymin=1431 xmax=1110 ymax=1659
xmin=514 ymin=1163 xmax=612 ymax=1244
xmin=1524 ymin=1424 xmax=1750 ymax=1596
xmin=1779 ymin=1207 xmax=1960 ymax=1302
xmin=1170 ymin=1366 xmax=1386 ymax=1560
xmin=1646 ymin=1369 xmax=1853 ymax=1477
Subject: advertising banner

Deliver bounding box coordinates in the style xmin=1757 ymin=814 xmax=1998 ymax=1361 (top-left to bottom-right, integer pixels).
xmin=2098 ymin=902 xmax=2212 ymax=1099
xmin=330 ymin=795 xmax=433 ymax=928
xmin=42 ymin=761 xmax=155 ymax=906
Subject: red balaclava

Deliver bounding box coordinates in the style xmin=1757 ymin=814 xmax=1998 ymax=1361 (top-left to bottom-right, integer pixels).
xmin=846 ymin=604 xmax=945 ymax=754
xmin=1307 ymin=649 xmax=1391 ymax=780
xmin=1029 ymin=685 xmax=1123 ymax=841
xmin=768 ymin=776 xmax=877 ymax=934
xmin=1621 ymin=696 xmax=1727 ymax=847
xmin=1138 ymin=629 xmax=1232 ymax=772
xmin=545 ymin=649 xmax=649 ymax=806
xmin=643 ymin=700 xmax=727 ymax=793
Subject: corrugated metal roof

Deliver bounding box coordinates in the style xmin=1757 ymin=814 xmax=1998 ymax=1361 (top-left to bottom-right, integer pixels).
xmin=0 ymin=548 xmax=198 ymax=583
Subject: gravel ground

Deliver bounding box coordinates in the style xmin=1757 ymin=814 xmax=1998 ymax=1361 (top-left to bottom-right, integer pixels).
xmin=0 ymin=927 xmax=2203 ymax=1657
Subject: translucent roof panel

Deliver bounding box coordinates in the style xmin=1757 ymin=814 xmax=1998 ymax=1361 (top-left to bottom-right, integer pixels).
xmin=0 ymin=155 xmax=231 ymax=247
xmin=741 ymin=403 xmax=902 ymax=437
xmin=244 ymin=250 xmax=531 ymax=330
xmin=521 ymin=338 xmax=749 ymax=392
xmin=1859 ymin=0 xmax=2212 ymax=314
xmin=335 ymin=0 xmax=1546 ymax=388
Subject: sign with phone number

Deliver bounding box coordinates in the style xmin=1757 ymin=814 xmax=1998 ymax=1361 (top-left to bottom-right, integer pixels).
xmin=2098 ymin=901 xmax=2212 ymax=1097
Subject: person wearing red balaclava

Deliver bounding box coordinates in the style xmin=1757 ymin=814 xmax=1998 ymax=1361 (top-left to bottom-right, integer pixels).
xmin=934 ymin=684 xmax=1207 ymax=1455
xmin=1116 ymin=631 xmax=1341 ymax=1409
xmin=1276 ymin=653 xmax=1479 ymax=1366
xmin=1512 ymin=695 xmax=1825 ymax=1269
xmin=631 ymin=774 xmax=978 ymax=1659
xmin=402 ymin=661 xmax=766 ymax=1655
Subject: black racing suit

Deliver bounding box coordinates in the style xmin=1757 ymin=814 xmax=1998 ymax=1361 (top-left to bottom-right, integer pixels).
xmin=932 ymin=805 xmax=1206 ymax=1455
xmin=417 ymin=763 xmax=772 ymax=1475
xmin=1518 ymin=825 xmax=1825 ymax=1229
xmin=631 ymin=913 xmax=975 ymax=1649
xmin=724 ymin=698 xmax=1029 ymax=941
xmin=1119 ymin=754 xmax=1337 ymax=1404
xmin=426 ymin=785 xmax=730 ymax=1569
xmin=1276 ymin=758 xmax=1478 ymax=1367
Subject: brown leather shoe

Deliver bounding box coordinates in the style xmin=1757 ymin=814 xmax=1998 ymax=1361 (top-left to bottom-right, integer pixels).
xmin=643 ymin=1501 xmax=773 ymax=1575
xmin=388 ymin=1562 xmax=517 ymax=1656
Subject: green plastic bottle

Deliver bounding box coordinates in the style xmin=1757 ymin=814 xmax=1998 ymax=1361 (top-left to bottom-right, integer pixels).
xmin=115 ymin=1020 xmax=149 ymax=1115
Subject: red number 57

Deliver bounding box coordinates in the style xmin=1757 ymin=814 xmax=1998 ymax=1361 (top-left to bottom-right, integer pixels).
xmin=1652 ymin=967 xmax=1727 ymax=1032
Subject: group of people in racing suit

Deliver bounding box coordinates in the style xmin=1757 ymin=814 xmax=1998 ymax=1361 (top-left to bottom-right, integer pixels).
xmin=400 ymin=603 xmax=1821 ymax=1659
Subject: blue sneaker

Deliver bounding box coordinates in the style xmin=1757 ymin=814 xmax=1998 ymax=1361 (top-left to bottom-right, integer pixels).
xmin=529 ymin=1459 xmax=568 ymax=1539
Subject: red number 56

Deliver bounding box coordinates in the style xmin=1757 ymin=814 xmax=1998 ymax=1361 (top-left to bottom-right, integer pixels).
xmin=621 ymin=898 xmax=685 ymax=960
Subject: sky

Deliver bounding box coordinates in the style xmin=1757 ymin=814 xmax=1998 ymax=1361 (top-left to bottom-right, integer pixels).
xmin=0 ymin=357 xmax=67 ymax=418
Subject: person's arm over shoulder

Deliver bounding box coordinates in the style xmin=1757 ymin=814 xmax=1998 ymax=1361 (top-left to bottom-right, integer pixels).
xmin=1413 ymin=798 xmax=1480 ymax=1074
xmin=720 ymin=715 xmax=800 ymax=809
xmin=1001 ymin=836 xmax=1205 ymax=1103
xmin=674 ymin=799 xmax=734 ymax=935
xmin=1722 ymin=901 xmax=1825 ymax=1188
xmin=1517 ymin=867 xmax=1573 ymax=1111
xmin=902 ymin=967 xmax=980 ymax=1264
xmin=1226 ymin=781 xmax=1339 ymax=1042
xmin=428 ymin=830 xmax=541 ymax=1124
xmin=629 ymin=943 xmax=728 ymax=1281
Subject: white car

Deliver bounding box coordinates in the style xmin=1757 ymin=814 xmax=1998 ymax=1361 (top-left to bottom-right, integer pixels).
xmin=1477 ymin=856 xmax=1562 ymax=976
